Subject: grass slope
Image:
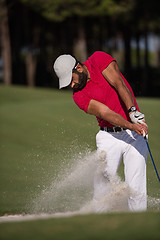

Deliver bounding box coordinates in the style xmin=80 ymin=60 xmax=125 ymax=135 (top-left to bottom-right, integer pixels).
xmin=0 ymin=85 xmax=99 ymax=214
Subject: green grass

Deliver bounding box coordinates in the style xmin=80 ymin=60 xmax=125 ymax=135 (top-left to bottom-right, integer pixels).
xmin=0 ymin=212 xmax=160 ymax=240
xmin=0 ymin=85 xmax=160 ymax=239
xmin=0 ymin=85 xmax=99 ymax=214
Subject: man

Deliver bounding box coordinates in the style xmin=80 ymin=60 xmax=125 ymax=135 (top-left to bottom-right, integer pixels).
xmin=53 ymin=51 xmax=148 ymax=211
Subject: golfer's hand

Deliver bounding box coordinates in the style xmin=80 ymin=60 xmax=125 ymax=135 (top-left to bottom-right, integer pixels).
xmin=131 ymin=123 xmax=148 ymax=136
xmin=129 ymin=110 xmax=147 ymax=126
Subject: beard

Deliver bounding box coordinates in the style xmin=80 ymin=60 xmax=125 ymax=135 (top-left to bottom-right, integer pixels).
xmin=73 ymin=70 xmax=88 ymax=91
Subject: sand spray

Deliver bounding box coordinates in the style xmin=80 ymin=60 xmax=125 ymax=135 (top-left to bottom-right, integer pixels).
xmin=30 ymin=150 xmax=133 ymax=214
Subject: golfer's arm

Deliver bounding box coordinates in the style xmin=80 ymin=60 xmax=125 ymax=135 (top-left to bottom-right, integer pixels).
xmin=87 ymin=99 xmax=133 ymax=130
xmin=102 ymin=61 xmax=135 ymax=110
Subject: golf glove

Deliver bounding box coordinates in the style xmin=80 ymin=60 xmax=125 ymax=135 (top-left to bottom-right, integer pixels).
xmin=129 ymin=110 xmax=147 ymax=126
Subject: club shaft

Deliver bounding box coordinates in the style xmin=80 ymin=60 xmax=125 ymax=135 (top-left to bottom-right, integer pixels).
xmin=144 ymin=137 xmax=160 ymax=182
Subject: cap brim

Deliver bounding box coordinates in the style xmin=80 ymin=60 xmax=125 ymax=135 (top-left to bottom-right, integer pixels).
xmin=59 ymin=71 xmax=72 ymax=89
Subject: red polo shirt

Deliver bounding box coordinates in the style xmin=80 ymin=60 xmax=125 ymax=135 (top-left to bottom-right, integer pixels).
xmin=73 ymin=51 xmax=139 ymax=127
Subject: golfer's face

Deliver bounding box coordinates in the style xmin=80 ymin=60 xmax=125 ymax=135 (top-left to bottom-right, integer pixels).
xmin=70 ymin=73 xmax=80 ymax=89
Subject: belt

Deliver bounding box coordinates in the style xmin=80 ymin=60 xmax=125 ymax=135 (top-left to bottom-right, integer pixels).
xmin=100 ymin=127 xmax=126 ymax=133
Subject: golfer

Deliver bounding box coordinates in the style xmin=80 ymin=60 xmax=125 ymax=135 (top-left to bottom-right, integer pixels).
xmin=53 ymin=51 xmax=148 ymax=211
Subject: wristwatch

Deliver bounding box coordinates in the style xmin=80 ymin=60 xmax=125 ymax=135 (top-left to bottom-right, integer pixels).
xmin=128 ymin=106 xmax=137 ymax=113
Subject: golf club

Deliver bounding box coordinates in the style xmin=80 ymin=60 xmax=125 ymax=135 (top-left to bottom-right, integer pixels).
xmin=144 ymin=135 xmax=160 ymax=183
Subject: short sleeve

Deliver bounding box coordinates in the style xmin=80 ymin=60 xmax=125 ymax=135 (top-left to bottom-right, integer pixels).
xmin=91 ymin=51 xmax=116 ymax=72
xmin=73 ymin=91 xmax=91 ymax=113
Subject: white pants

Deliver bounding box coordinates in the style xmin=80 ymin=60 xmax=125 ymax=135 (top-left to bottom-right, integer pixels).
xmin=94 ymin=129 xmax=147 ymax=211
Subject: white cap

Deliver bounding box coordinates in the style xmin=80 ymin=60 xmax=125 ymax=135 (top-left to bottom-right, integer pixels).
xmin=53 ymin=54 xmax=76 ymax=89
